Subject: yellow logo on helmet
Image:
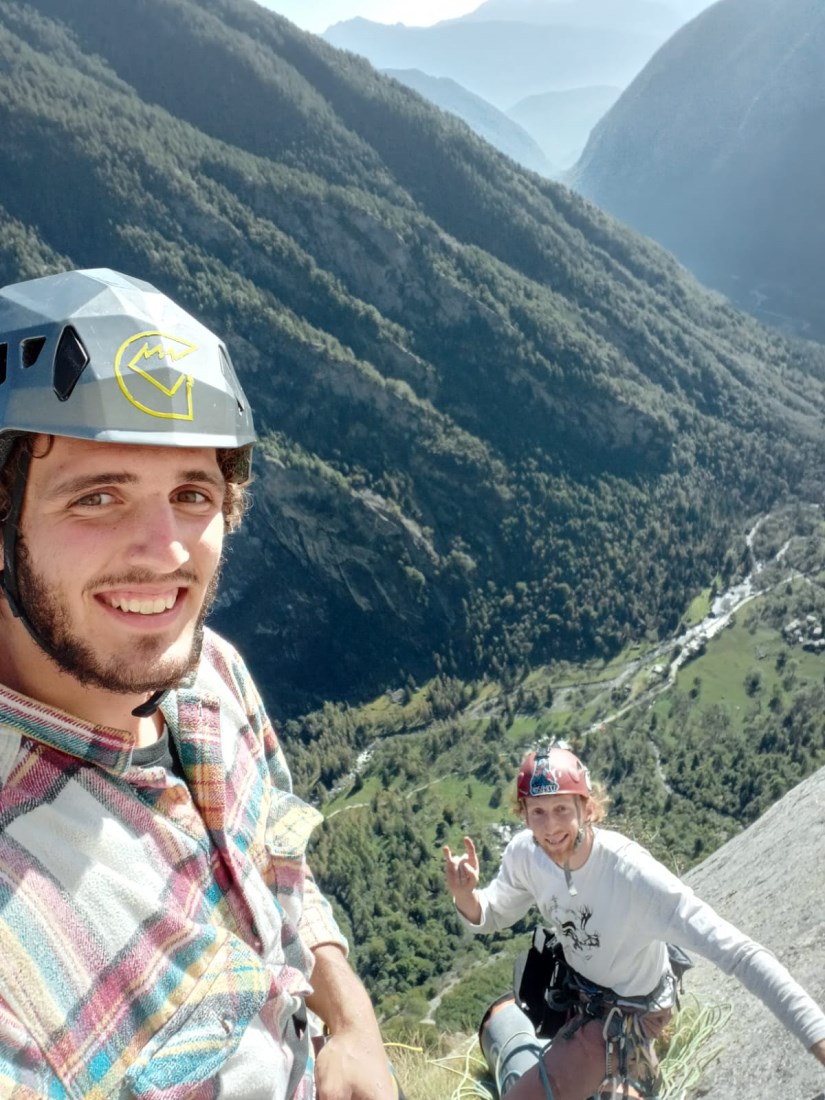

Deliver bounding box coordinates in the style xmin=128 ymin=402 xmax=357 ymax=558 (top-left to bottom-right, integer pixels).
xmin=114 ymin=331 xmax=197 ymax=420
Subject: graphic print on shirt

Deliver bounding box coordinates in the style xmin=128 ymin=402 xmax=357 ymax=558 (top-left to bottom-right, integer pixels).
xmin=548 ymin=897 xmax=601 ymax=959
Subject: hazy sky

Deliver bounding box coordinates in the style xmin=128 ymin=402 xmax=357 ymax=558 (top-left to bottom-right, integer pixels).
xmin=255 ymin=1 xmax=481 ymax=34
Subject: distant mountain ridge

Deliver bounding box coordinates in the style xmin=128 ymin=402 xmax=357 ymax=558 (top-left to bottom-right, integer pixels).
xmin=508 ymin=85 xmax=621 ymax=172
xmin=319 ymin=0 xmax=697 ymax=179
xmin=461 ymin=0 xmax=681 ymax=33
xmin=382 ymin=68 xmax=552 ymax=175
xmin=322 ymin=15 xmax=665 ymax=107
xmin=570 ymin=0 xmax=825 ymax=341
xmin=1 ymin=0 xmax=825 ymax=716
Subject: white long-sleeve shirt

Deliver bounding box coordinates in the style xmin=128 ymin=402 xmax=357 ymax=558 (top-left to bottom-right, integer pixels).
xmin=459 ymin=827 xmax=825 ymax=1050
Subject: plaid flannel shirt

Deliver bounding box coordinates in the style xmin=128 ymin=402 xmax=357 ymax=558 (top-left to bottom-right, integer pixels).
xmin=0 ymin=629 xmax=345 ymax=1099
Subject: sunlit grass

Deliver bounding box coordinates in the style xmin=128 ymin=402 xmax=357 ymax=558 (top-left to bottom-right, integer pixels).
xmin=388 ymin=1034 xmax=493 ymax=1100
xmin=682 ymin=582 xmax=717 ymax=627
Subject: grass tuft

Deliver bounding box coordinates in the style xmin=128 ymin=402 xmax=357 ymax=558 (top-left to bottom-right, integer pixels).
xmin=389 ymin=1033 xmax=494 ymax=1100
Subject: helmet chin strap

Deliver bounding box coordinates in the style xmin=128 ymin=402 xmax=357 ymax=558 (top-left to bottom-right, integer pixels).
xmin=1 ymin=448 xmax=169 ymax=721
xmin=131 ymin=691 xmax=169 ymax=718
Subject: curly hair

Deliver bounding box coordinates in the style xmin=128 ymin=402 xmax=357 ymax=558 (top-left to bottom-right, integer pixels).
xmin=0 ymin=433 xmax=38 ymax=527
xmin=0 ymin=433 xmax=251 ymax=532
xmin=217 ymin=446 xmax=252 ymax=532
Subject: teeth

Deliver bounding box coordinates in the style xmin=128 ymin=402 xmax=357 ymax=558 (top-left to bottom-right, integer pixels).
xmin=109 ymin=594 xmax=177 ymax=614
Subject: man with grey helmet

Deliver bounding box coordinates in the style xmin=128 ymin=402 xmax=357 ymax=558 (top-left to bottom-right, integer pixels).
xmin=0 ymin=269 xmax=394 ymax=1099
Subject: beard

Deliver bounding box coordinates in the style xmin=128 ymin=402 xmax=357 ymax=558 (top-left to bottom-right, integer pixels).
xmin=15 ymin=539 xmax=222 ymax=695
xmin=535 ymin=824 xmax=584 ymax=865
xmin=540 ymin=835 xmax=576 ymax=863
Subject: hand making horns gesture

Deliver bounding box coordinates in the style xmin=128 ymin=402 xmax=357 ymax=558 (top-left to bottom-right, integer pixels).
xmin=443 ymin=836 xmax=480 ymax=899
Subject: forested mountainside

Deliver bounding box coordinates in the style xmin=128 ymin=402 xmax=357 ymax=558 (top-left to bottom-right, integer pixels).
xmin=3 ymin=0 xmax=825 ymax=718
xmin=571 ymin=0 xmax=825 ymax=341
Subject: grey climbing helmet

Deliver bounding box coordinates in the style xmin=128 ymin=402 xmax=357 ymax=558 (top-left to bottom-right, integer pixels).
xmin=0 ymin=267 xmax=256 ymax=469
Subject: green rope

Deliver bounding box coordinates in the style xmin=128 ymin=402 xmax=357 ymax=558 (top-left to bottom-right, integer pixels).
xmin=659 ymin=999 xmax=733 ymax=1100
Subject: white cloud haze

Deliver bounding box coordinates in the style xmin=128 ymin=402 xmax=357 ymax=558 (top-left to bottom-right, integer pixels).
xmin=254 ymin=0 xmax=481 ymax=34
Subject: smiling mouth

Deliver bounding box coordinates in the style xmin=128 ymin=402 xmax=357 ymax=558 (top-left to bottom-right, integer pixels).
xmin=106 ymin=593 xmax=179 ymax=615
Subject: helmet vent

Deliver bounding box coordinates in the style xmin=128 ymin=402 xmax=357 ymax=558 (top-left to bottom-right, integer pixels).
xmin=53 ymin=325 xmax=90 ymax=401
xmin=21 ymin=336 xmax=46 ymax=369
xmin=0 ymin=343 xmax=6 ymax=386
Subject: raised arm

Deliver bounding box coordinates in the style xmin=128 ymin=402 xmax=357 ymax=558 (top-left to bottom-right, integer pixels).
xmin=443 ymin=835 xmax=481 ymax=923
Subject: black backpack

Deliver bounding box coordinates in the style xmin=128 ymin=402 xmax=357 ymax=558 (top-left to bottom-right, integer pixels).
xmin=513 ymin=928 xmax=575 ymax=1039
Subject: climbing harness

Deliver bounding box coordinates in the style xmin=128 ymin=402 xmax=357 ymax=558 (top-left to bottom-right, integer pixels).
xmin=503 ymin=930 xmax=693 ymax=1099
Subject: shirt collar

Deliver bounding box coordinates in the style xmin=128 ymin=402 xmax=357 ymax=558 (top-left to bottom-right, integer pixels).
xmin=0 ymin=680 xmax=169 ymax=774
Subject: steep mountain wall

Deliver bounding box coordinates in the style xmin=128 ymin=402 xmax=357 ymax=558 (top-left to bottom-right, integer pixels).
xmin=571 ymin=0 xmax=825 ymax=341
xmin=685 ymin=766 xmax=825 ymax=1094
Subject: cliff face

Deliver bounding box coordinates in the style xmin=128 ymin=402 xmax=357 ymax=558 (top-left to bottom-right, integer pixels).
xmin=684 ymin=767 xmax=825 ymax=1095
xmin=213 ymin=453 xmax=457 ymax=711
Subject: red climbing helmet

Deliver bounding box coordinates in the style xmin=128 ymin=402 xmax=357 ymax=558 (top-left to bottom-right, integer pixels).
xmin=516 ymin=747 xmax=592 ymax=800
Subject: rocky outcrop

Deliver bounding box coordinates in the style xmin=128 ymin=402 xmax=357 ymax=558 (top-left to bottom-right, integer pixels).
xmin=211 ymin=454 xmax=461 ymax=714
xmin=684 ymin=767 xmax=825 ymax=1096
